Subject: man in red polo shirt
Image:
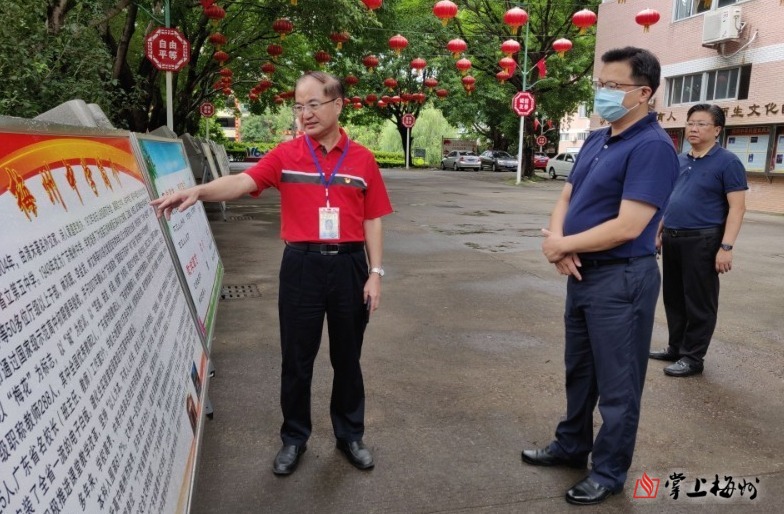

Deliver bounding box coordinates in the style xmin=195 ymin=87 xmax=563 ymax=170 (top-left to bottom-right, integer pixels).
xmin=151 ymin=71 xmax=393 ymax=476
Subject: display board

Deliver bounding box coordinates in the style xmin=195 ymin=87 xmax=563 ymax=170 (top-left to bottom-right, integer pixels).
xmin=199 ymin=141 xmax=227 ymax=221
xmin=208 ymin=141 xmax=232 ymax=178
xmin=725 ymin=127 xmax=770 ymax=172
xmin=134 ymin=134 xmax=223 ymax=347
xmin=0 ymin=119 xmax=208 ymax=513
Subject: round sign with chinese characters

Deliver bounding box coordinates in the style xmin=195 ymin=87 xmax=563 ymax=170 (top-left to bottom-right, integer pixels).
xmin=512 ymin=91 xmax=536 ymax=117
xmin=200 ymin=102 xmax=215 ymax=118
xmin=402 ymin=113 xmax=416 ymax=129
xmin=536 ymin=135 xmax=547 ymax=147
xmin=145 ymin=27 xmax=191 ymax=72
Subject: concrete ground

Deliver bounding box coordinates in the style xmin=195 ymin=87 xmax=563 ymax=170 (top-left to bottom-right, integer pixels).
xmin=192 ymin=168 xmax=784 ymax=513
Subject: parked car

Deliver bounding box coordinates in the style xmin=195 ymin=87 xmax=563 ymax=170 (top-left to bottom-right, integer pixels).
xmin=441 ymin=151 xmax=481 ymax=171
xmin=479 ymin=150 xmax=518 ymax=171
xmin=534 ymin=153 xmax=549 ymax=170
xmin=547 ymin=152 xmax=578 ymax=179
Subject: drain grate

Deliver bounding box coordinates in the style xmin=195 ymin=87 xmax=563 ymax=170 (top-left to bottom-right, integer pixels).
xmin=229 ymin=215 xmax=255 ymax=221
xmin=221 ymin=284 xmax=261 ymax=300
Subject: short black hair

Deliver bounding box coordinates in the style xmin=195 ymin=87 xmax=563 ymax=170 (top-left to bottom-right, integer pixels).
xmin=601 ymin=47 xmax=661 ymax=95
xmin=687 ymin=103 xmax=726 ymax=128
xmin=296 ymin=70 xmax=345 ymax=100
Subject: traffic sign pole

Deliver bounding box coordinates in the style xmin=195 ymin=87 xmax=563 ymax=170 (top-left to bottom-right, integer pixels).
xmin=406 ymin=127 xmax=411 ymax=170
xmin=516 ymin=21 xmax=530 ymax=185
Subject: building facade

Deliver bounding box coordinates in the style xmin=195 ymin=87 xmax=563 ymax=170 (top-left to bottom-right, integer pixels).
xmin=594 ymin=0 xmax=784 ymax=213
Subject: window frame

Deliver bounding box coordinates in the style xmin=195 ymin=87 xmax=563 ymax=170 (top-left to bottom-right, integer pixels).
xmin=666 ymin=65 xmax=749 ymax=106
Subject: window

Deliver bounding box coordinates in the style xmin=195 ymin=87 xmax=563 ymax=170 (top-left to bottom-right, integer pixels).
xmin=666 ymin=65 xmax=750 ymax=106
xmin=674 ymin=0 xmax=738 ymax=21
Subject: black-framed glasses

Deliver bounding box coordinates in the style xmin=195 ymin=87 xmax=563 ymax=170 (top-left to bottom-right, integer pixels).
xmin=685 ymin=121 xmax=714 ymax=128
xmin=592 ymin=79 xmax=644 ymax=91
xmin=292 ymin=98 xmax=338 ymax=115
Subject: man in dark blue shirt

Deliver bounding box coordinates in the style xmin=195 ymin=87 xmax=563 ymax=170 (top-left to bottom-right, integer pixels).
xmin=650 ymin=104 xmax=747 ymax=377
xmin=522 ymin=47 xmax=679 ymax=506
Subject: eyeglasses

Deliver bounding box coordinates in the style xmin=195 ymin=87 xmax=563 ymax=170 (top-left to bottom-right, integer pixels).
xmin=292 ymin=98 xmax=338 ymax=115
xmin=592 ymin=79 xmax=644 ymax=91
xmin=686 ymin=121 xmax=714 ymax=128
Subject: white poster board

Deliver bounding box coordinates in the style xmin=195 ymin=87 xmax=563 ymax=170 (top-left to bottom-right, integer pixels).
xmin=133 ymin=134 xmax=223 ymax=347
xmin=0 ymin=118 xmax=208 ymax=514
xmin=725 ymin=127 xmax=770 ymax=172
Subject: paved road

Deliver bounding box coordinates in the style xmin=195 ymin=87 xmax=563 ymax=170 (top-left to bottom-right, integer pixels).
xmin=193 ymin=168 xmax=784 ymax=513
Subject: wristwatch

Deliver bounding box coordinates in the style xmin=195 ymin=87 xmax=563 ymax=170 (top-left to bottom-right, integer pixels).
xmin=369 ymin=267 xmax=385 ymax=277
xmin=720 ymin=243 xmax=733 ymax=251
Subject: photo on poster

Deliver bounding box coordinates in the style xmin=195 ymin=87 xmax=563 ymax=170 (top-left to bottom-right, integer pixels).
xmin=191 ymin=361 xmax=202 ymax=397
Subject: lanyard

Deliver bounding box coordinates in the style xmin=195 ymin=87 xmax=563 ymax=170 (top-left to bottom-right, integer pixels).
xmin=305 ymin=135 xmax=350 ymax=207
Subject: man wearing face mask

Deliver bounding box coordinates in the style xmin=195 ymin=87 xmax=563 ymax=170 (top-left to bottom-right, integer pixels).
xmin=523 ymin=47 xmax=679 ymax=505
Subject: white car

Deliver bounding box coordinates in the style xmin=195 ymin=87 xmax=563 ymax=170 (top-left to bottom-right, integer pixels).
xmin=547 ymin=152 xmax=578 ymax=179
xmin=441 ymin=151 xmax=481 ymax=171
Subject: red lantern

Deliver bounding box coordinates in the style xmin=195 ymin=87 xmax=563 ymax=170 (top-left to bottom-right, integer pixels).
xmin=500 ymin=39 xmax=521 ymax=57
xmin=258 ymin=79 xmax=273 ymax=91
xmin=433 ymin=1 xmax=458 ymax=26
xmin=384 ymin=77 xmax=398 ymax=91
xmin=388 ymin=34 xmax=408 ymax=55
xmin=213 ymin=50 xmax=229 ymax=65
xmin=436 ymin=88 xmax=449 ymax=100
xmin=446 ymin=38 xmax=467 ymax=58
xmin=496 ymin=70 xmax=512 ymax=83
xmin=204 ymin=4 xmax=226 ymax=25
xmin=314 ymin=50 xmax=331 ymax=66
xmin=219 ymin=68 xmax=233 ymax=77
xmin=377 ymin=100 xmax=387 ymax=108
xmin=401 ymin=92 xmax=413 ymax=104
xmin=461 ymin=75 xmax=476 ymax=88
xmin=456 ymin=58 xmax=472 ymax=75
xmin=464 ymin=83 xmax=476 ymax=95
xmin=499 ymin=57 xmax=517 ymax=74
xmin=381 ymin=95 xmax=390 ymax=103
xmin=503 ymin=7 xmax=528 ymax=33
xmin=552 ymin=38 xmax=573 ymax=58
xmin=414 ymin=92 xmax=426 ymax=103
xmin=329 ymin=31 xmax=350 ymax=50
xmin=208 ymin=33 xmax=227 ymax=48
xmin=365 ymin=94 xmax=378 ymax=105
xmin=344 ymin=74 xmax=359 ymax=87
xmin=362 ymin=0 xmax=382 ymax=10
xmin=572 ymin=9 xmax=597 ymax=35
xmin=249 ymin=92 xmax=259 ymax=101
xmin=411 ymin=57 xmax=427 ymax=75
xmin=362 ymin=55 xmax=379 ymax=73
xmin=274 ymin=95 xmax=284 ymax=105
xmin=261 ymin=62 xmax=276 ymax=75
xmin=635 ymin=9 xmax=660 ymax=32
xmin=267 ymin=44 xmax=283 ymax=60
xmin=390 ymin=95 xmax=401 ymax=104
xmin=272 ymin=18 xmax=293 ymax=40
xmin=353 ymin=102 xmax=363 ymax=109
xmin=424 ymin=77 xmax=438 ymax=90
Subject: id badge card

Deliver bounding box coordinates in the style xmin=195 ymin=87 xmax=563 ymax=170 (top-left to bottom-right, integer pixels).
xmin=319 ymin=207 xmax=340 ymax=240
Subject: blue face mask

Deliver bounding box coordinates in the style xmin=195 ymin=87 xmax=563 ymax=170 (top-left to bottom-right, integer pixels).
xmin=594 ymin=87 xmax=642 ymax=122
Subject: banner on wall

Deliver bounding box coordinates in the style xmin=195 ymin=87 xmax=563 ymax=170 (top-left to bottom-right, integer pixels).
xmin=0 ymin=118 xmax=208 ymax=514
xmin=133 ymin=134 xmax=223 ymax=347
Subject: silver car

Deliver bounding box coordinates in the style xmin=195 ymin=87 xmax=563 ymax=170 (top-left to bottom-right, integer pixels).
xmin=547 ymin=152 xmax=578 ymax=179
xmin=479 ymin=150 xmax=518 ymax=171
xmin=441 ymin=151 xmax=481 ymax=171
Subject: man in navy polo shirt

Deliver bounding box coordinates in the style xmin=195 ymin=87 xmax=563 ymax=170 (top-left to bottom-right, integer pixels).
xmin=521 ymin=47 xmax=679 ymax=505
xmin=650 ymin=104 xmax=747 ymax=377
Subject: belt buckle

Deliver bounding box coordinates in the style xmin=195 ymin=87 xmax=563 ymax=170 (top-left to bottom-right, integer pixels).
xmin=321 ymin=244 xmax=340 ymax=255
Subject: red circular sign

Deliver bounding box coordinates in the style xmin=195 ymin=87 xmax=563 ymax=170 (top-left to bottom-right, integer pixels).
xmin=512 ymin=91 xmax=536 ymax=117
xmin=536 ymin=135 xmax=547 ymax=146
xmin=402 ymin=113 xmax=416 ymax=129
xmin=145 ymin=28 xmax=191 ymax=72
xmin=200 ymin=102 xmax=215 ymax=118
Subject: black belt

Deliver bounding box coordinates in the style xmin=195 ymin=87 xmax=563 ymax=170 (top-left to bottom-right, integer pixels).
xmin=663 ymin=227 xmax=722 ymax=238
xmin=286 ymin=242 xmax=365 ymax=255
xmin=581 ymin=258 xmax=631 ymax=268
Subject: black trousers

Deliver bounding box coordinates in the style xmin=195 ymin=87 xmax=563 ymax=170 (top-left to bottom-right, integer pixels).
xmin=662 ymin=228 xmax=722 ymax=364
xmin=277 ymin=245 xmax=369 ymax=445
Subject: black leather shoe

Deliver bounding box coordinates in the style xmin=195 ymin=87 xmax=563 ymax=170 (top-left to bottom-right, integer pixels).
xmin=664 ymin=358 xmax=704 ymax=377
xmin=272 ymin=444 xmax=306 ymax=475
xmin=336 ymin=439 xmax=374 ymax=470
xmin=649 ymin=347 xmax=679 ymax=361
xmin=565 ymin=476 xmax=619 ymax=505
xmin=521 ymin=447 xmax=587 ymax=469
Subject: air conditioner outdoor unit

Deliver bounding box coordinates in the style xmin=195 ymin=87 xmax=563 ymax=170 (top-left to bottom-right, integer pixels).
xmin=702 ymin=6 xmax=742 ymax=46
